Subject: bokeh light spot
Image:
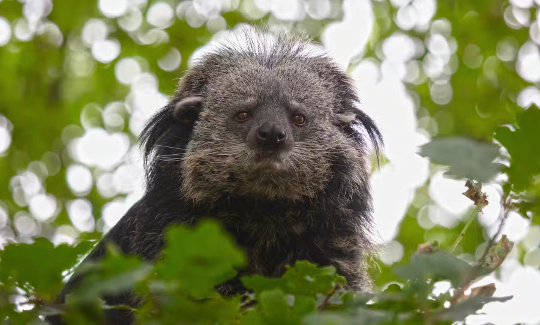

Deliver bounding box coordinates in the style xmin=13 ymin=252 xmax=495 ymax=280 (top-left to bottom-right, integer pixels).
xmin=82 ymin=18 xmax=108 ymax=46
xmin=157 ymin=47 xmax=181 ymax=71
xmin=67 ymin=199 xmax=95 ymax=232
xmin=0 ymin=17 xmax=12 ymax=46
xmin=29 ymin=194 xmax=57 ymax=222
xmin=98 ymin=0 xmax=128 ymax=18
xmin=378 ymin=241 xmax=405 ymax=265
xmin=66 ymin=164 xmax=93 ymax=195
xmin=91 ymin=39 xmax=121 ymax=64
xmin=147 ymin=2 xmax=174 ymax=28
xmin=115 ymin=58 xmax=142 ymax=85
xmin=73 ymin=128 xmax=130 ymax=169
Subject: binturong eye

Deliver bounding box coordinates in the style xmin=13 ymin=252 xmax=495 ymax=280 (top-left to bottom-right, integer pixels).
xmin=235 ymin=111 xmax=251 ymax=122
xmin=291 ymin=114 xmax=306 ymax=126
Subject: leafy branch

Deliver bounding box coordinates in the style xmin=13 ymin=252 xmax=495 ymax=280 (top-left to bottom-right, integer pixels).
xmin=0 ymin=217 xmax=515 ymax=325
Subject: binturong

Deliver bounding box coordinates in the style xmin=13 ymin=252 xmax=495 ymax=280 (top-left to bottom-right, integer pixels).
xmin=47 ymin=28 xmax=383 ymax=325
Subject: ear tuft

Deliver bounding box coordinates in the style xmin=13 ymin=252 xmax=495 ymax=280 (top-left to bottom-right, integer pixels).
xmin=173 ymin=97 xmax=204 ymax=123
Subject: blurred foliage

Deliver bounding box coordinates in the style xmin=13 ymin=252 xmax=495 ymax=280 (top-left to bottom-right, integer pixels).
xmin=0 ymin=221 xmax=514 ymax=324
xmin=419 ymin=137 xmax=503 ymax=182
xmin=1 ymin=0 xmax=540 ymax=323
xmin=367 ymin=0 xmax=540 ymax=287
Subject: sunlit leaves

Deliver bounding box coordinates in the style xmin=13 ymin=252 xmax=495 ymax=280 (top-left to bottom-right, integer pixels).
xmin=419 ymin=0 xmax=529 ymax=139
xmin=239 ymin=289 xmax=317 ymax=325
xmin=68 ymin=247 xmax=152 ymax=304
xmin=0 ymin=238 xmax=93 ymax=299
xmin=0 ymin=219 xmax=516 ymax=324
xmin=136 ymin=221 xmax=247 ymax=323
xmin=157 ymin=221 xmax=246 ymax=297
xmin=0 ymin=0 xmax=252 ymax=231
xmin=137 ymin=293 xmax=242 ymax=325
xmin=242 ymin=261 xmax=346 ymax=298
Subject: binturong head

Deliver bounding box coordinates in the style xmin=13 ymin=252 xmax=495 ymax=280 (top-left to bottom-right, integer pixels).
xmin=140 ymin=28 xmax=383 ymax=203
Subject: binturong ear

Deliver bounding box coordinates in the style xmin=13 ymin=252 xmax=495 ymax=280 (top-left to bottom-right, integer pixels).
xmin=334 ymin=111 xmax=358 ymax=126
xmin=334 ymin=107 xmax=384 ymax=162
xmin=173 ymin=97 xmax=204 ymax=124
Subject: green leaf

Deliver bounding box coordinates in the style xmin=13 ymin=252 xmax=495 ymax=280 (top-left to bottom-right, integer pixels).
xmin=157 ymin=220 xmax=246 ymax=297
xmin=394 ymin=251 xmax=473 ymax=287
xmin=59 ymin=249 xmax=150 ymax=325
xmin=303 ymin=313 xmax=350 ymax=325
xmin=62 ymin=299 xmax=104 ymax=325
xmin=0 ymin=309 xmax=40 ymax=325
xmin=419 ymin=137 xmax=503 ymax=183
xmin=258 ymin=290 xmax=293 ymax=324
xmin=242 ymin=275 xmax=283 ymax=295
xmin=240 ymin=289 xmax=316 ymax=325
xmin=139 ymin=294 xmax=241 ymax=325
xmin=0 ymin=238 xmax=93 ymax=299
xmin=69 ymin=247 xmax=152 ymax=303
xmin=242 ymin=261 xmax=346 ymax=298
xmin=383 ymin=283 xmax=403 ymax=293
xmin=494 ymin=106 xmax=540 ymax=191
xmin=304 ymin=308 xmax=394 ymax=325
xmin=434 ymin=295 xmax=512 ymax=322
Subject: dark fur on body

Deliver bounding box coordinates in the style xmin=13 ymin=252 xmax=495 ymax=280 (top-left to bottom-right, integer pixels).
xmin=47 ymin=31 xmax=382 ymax=325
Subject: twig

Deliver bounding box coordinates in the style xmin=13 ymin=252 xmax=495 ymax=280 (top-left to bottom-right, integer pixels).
xmin=477 ymin=195 xmax=511 ymax=266
xmin=451 ymin=179 xmax=490 ymax=252
xmin=450 ymin=194 xmax=512 ymax=304
xmin=450 ymin=208 xmax=479 ymax=252
xmin=318 ymin=285 xmax=341 ymax=311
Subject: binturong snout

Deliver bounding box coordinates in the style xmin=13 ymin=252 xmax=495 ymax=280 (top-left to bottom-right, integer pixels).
xmin=256 ymin=122 xmax=287 ymax=150
xmin=251 ymin=115 xmax=294 ymax=156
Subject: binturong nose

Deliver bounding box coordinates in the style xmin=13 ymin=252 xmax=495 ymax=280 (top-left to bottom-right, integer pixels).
xmin=256 ymin=122 xmax=287 ymax=150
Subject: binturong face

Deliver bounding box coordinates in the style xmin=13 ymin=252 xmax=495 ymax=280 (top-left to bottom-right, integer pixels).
xmin=140 ymin=33 xmax=382 ymax=203
xmin=181 ymin=64 xmax=339 ymax=202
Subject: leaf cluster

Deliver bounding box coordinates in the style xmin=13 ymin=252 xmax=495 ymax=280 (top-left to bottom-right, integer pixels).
xmin=0 ymin=221 xmax=513 ymax=325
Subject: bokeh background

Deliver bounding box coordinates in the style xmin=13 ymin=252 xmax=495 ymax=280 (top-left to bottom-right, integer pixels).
xmin=1 ymin=0 xmax=540 ymax=324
